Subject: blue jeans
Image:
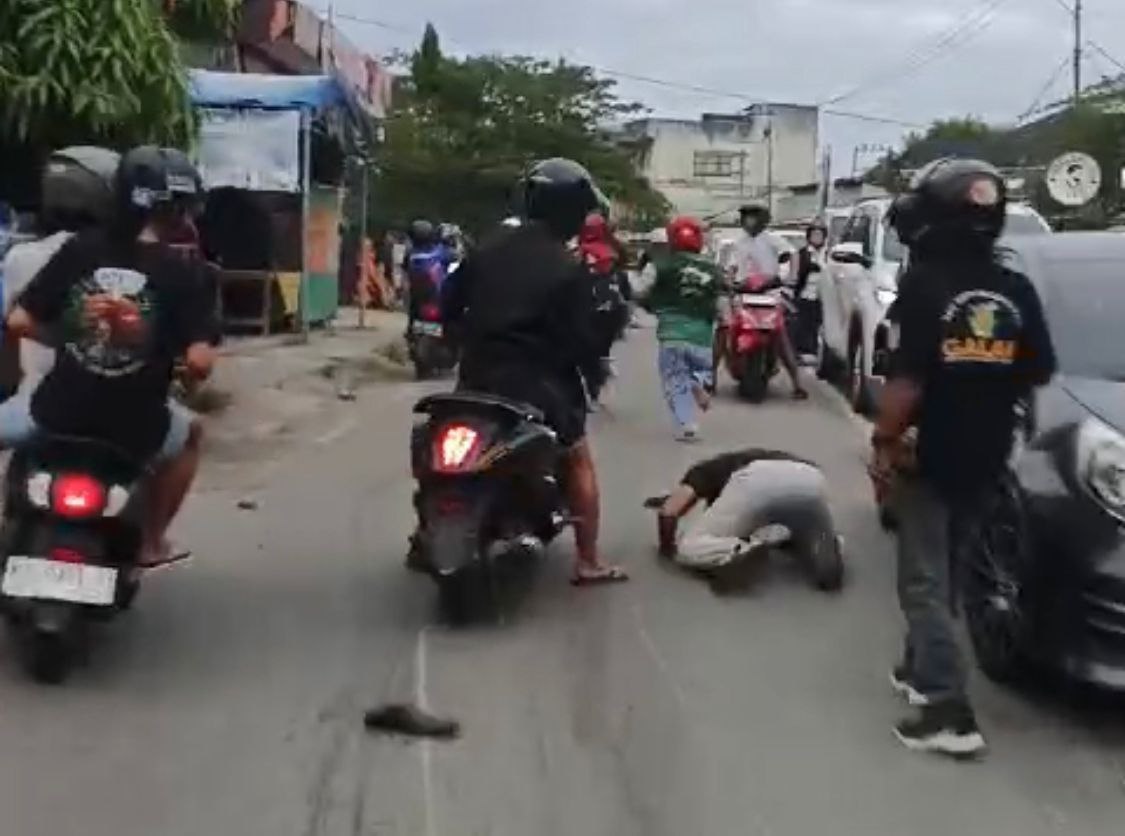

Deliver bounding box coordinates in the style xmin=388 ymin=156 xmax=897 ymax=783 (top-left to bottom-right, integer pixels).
xmin=658 ymin=342 xmax=713 ymax=431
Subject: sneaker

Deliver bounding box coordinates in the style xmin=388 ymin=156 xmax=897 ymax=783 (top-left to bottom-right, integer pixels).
xmin=677 ymin=425 xmax=701 ymax=443
xmin=889 ymin=665 xmax=930 ymax=707
xmin=893 ymin=701 xmax=987 ymax=759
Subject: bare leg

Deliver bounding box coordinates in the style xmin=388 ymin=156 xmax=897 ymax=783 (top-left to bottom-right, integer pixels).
xmin=566 ymin=438 xmax=628 ymax=583
xmin=777 ymin=326 xmax=808 ymax=399
xmin=712 ymin=326 xmax=728 ymax=392
xmin=142 ymin=421 xmax=203 ymax=561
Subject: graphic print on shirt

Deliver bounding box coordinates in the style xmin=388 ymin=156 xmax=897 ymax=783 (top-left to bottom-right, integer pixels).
xmin=679 ymin=264 xmax=716 ymax=300
xmin=63 ymin=266 xmax=156 ymax=378
xmin=940 ymin=289 xmax=1022 ymax=365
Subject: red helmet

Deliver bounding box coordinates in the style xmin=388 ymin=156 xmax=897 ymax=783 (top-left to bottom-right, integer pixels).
xmin=666 ymin=216 xmax=704 ymax=253
xmin=579 ymin=212 xmax=609 ymax=244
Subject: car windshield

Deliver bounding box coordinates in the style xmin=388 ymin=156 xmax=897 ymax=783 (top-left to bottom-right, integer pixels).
xmin=1044 ymin=258 xmax=1125 ymax=380
xmin=1005 ymin=213 xmax=1049 ymax=236
xmin=828 ymin=215 xmax=847 ymax=242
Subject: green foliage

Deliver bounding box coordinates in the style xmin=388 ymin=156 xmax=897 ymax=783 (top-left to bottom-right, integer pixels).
xmin=160 ymin=0 xmax=239 ymax=41
xmin=0 ymin=0 xmax=196 ymax=150
xmin=373 ymin=26 xmax=670 ymax=234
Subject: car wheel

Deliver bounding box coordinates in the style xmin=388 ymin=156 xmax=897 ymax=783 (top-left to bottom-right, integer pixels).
xmin=960 ymin=479 xmax=1031 ymax=686
xmin=847 ymin=336 xmax=873 ymax=415
xmin=815 ymin=327 xmax=834 ymax=381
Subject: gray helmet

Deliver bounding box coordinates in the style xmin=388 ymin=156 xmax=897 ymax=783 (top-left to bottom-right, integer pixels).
xmin=41 ymin=146 xmax=120 ymax=226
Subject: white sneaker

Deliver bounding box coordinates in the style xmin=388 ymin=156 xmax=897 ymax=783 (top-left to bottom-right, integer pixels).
xmin=677 ymin=425 xmax=701 ymax=443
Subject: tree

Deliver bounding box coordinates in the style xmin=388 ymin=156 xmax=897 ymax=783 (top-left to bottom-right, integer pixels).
xmin=372 ymin=26 xmax=670 ymax=233
xmin=160 ymin=0 xmax=239 ymax=41
xmin=0 ymin=0 xmax=237 ymax=150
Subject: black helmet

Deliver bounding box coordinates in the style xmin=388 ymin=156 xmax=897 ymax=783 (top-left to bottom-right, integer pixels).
xmin=161 ymin=147 xmax=205 ymax=215
xmin=739 ymin=203 xmax=771 ymax=227
xmin=115 ymin=146 xmax=181 ymax=212
xmin=522 ymin=158 xmax=608 ymax=240
xmin=41 ymin=146 xmax=120 ymax=230
xmin=888 ymin=158 xmax=1007 ymax=250
xmin=408 ymin=219 xmax=436 ymax=247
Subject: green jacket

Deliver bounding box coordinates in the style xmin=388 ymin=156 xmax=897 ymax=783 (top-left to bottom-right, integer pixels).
xmin=644 ymin=252 xmax=722 ymax=347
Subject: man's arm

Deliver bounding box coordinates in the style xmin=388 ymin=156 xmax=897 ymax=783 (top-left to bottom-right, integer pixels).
xmin=7 ymin=235 xmax=84 ymax=341
xmin=657 ymin=484 xmax=700 ymax=557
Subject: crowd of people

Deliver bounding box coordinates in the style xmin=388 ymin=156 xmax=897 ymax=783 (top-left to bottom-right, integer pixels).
xmin=0 ymin=147 xmax=1058 ymax=763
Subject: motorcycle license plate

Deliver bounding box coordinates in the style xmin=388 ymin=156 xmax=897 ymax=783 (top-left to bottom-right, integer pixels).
xmin=740 ymin=293 xmax=777 ymax=307
xmin=412 ymin=321 xmax=443 ymax=337
xmin=1 ymin=557 xmax=117 ymax=605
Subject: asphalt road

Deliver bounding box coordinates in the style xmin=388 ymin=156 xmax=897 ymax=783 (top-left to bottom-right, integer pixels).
xmin=2 ymin=325 xmax=1125 ymax=836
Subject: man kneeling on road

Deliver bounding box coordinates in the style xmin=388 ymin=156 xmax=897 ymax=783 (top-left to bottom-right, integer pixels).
xmin=648 ymin=449 xmax=843 ymax=590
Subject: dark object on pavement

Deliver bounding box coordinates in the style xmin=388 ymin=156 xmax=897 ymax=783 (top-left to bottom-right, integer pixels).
xmin=236 ymin=499 xmax=258 ymax=511
xmin=958 ymin=233 xmax=1125 ymax=692
xmin=363 ymin=703 xmax=461 ymax=740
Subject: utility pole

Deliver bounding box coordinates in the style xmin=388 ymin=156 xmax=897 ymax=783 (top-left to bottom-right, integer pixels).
xmin=1073 ymin=0 xmax=1083 ymax=107
xmin=765 ymin=117 xmax=774 ymax=215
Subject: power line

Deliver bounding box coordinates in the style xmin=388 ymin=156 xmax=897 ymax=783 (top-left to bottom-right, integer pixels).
xmin=331 ymin=9 xmax=926 ymax=128
xmin=1017 ymin=54 xmax=1073 ymax=122
xmin=819 ymin=0 xmax=1010 ymax=106
xmin=1087 ymin=40 xmax=1125 ymax=76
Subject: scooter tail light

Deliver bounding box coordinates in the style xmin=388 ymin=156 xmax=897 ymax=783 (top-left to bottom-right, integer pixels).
xmin=50 ymin=473 xmax=108 ymax=518
xmin=420 ymin=303 xmax=441 ymax=321
xmin=434 ymin=424 xmax=481 ymax=471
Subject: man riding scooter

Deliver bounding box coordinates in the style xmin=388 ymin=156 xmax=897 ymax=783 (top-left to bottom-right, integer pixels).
xmin=719 ymin=204 xmax=807 ymax=399
xmin=3 ymin=146 xmax=216 ymax=568
xmin=404 ymin=219 xmax=456 ymax=378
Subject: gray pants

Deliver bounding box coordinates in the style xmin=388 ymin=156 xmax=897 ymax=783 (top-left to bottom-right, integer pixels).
xmin=678 ymin=460 xmax=835 ymax=569
xmin=893 ymin=476 xmax=969 ymax=704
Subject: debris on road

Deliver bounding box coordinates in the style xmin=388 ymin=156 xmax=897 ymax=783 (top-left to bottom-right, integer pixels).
xmin=363 ymin=703 xmax=461 ymax=740
xmin=236 ymin=499 xmax=259 ymax=511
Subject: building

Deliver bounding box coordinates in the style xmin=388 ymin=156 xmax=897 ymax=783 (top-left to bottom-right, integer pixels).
xmin=618 ymin=105 xmax=819 ymax=224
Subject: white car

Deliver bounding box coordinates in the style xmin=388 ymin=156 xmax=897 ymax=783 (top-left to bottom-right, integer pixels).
xmin=817 ymin=199 xmax=1051 ymax=413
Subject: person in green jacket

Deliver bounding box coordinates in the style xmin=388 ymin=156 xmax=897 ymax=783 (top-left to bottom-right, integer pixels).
xmin=636 ymin=216 xmax=722 ymax=441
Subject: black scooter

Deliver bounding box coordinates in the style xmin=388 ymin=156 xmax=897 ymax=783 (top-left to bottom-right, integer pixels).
xmin=410 ymin=392 xmax=570 ymax=624
xmin=0 ymin=435 xmax=158 ymax=683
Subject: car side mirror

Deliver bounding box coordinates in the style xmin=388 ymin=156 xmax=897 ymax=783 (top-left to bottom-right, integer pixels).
xmin=830 ymin=244 xmax=872 ymax=269
xmin=778 ymin=251 xmax=792 ymax=265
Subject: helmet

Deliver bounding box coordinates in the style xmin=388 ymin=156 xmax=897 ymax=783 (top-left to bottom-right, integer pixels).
xmin=41 ymin=146 xmax=120 ymax=229
xmin=408 ymin=219 xmax=436 ymax=247
xmin=739 ymin=203 xmax=771 ymax=228
xmin=666 ymin=216 xmax=705 ymax=253
xmin=522 ymin=158 xmax=608 ymax=240
xmin=888 ymin=158 xmax=1007 ymax=250
xmin=161 ymin=148 xmax=204 ymax=215
xmin=579 ymin=212 xmax=609 ymax=244
xmin=501 ymin=216 xmax=522 ymax=228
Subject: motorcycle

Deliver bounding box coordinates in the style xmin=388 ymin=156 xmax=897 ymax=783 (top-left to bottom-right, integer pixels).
xmin=0 ymin=435 xmax=165 ymax=683
xmin=408 ymin=301 xmax=457 ymax=380
xmin=410 ymin=392 xmax=570 ymax=624
xmin=725 ymin=273 xmax=792 ymax=402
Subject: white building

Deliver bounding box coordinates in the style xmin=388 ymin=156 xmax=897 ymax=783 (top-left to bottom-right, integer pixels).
xmin=619 ymin=105 xmax=820 ymax=224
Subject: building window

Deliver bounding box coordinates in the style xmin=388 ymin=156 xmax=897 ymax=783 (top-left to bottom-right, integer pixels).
xmin=693 ymin=151 xmax=738 ymax=178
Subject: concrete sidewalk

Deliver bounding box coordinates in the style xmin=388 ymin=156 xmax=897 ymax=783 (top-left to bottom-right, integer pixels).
xmin=197 ymin=308 xmax=410 ymax=482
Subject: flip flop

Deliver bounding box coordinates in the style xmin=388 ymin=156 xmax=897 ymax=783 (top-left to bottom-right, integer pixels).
xmin=571 ymin=566 xmax=630 ymax=587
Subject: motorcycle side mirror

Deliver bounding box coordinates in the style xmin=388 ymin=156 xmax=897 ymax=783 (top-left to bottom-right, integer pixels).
xmin=778 ymin=251 xmax=792 ymax=265
xmin=830 ymin=244 xmax=872 ymax=269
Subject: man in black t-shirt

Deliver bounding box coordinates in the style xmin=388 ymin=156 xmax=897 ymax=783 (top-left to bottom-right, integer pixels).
xmin=3 ymin=147 xmax=216 ymax=567
xmin=650 ymin=448 xmax=838 ymax=579
xmin=872 ymin=160 xmax=1056 ymax=758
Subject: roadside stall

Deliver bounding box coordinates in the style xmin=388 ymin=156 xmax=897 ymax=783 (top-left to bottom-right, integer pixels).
xmin=187 ymin=70 xmax=362 ymax=334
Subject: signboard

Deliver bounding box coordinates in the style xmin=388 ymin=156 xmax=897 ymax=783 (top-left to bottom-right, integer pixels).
xmin=197 ymin=108 xmax=301 ymax=192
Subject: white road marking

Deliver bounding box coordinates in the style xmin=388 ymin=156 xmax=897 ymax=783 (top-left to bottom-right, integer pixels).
xmin=414 ymin=626 xmax=438 ymax=836
xmin=630 ymin=604 xmax=689 ymax=713
xmin=314 ymin=417 xmax=358 ymax=446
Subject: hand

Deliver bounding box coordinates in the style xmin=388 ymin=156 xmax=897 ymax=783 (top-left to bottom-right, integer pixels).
xmin=658 ymin=514 xmax=678 ymax=558
xmin=867 ymin=444 xmax=896 ymax=506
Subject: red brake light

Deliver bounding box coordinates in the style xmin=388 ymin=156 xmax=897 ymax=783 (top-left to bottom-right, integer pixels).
xmin=51 ymin=474 xmax=107 ymax=518
xmin=436 ymin=424 xmax=480 ymax=471
xmin=420 ymin=303 xmax=441 ymax=321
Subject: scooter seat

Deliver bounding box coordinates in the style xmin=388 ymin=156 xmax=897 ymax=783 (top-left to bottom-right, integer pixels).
xmin=414 ymin=392 xmax=545 ymax=425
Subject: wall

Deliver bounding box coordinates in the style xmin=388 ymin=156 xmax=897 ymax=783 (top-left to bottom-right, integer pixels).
xmin=625 ymin=106 xmax=819 ymax=223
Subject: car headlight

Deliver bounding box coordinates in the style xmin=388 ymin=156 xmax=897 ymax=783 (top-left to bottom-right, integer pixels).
xmin=1076 ymin=418 xmax=1125 ymax=517
xmin=876 ymin=288 xmax=897 ymax=308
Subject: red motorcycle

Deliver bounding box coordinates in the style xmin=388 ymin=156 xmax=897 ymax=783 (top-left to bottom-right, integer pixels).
xmin=725 ymin=273 xmax=791 ymax=402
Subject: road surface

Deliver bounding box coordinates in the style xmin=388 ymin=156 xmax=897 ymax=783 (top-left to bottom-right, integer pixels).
xmin=2 ymin=325 xmax=1124 ymax=836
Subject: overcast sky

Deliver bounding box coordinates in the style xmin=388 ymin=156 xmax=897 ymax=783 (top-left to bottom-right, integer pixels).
xmin=323 ymin=0 xmax=1125 ymax=174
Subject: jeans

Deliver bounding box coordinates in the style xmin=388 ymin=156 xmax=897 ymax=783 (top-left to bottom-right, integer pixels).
xmin=893 ymin=476 xmax=969 ymax=704
xmin=657 ymin=342 xmax=713 ymax=431
xmin=679 ymin=460 xmax=835 ymax=569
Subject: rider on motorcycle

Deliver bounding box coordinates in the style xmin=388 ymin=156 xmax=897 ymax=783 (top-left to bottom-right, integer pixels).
xmin=404 ymin=219 xmax=449 ymax=336
xmin=3 ymin=146 xmax=217 ymax=567
xmin=2 ymin=147 xmax=120 ymax=401
xmin=442 ymin=158 xmax=628 ymax=586
xmin=578 ymin=212 xmax=629 ymax=361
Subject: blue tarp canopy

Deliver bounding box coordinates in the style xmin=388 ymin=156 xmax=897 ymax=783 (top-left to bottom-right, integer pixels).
xmin=188 ymin=70 xmax=358 ymax=117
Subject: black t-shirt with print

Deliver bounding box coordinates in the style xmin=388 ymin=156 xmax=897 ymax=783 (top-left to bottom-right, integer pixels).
xmin=19 ymin=229 xmax=212 ymax=459
xmin=682 ymin=448 xmax=815 ymax=505
xmin=889 ymin=258 xmax=1056 ymax=495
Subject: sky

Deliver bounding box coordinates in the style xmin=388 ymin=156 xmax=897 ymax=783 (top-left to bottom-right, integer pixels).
xmin=319 ymin=0 xmax=1125 ymax=175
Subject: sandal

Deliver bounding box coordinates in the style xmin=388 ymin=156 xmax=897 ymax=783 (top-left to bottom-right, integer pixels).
xmin=571 ymin=565 xmax=630 ymax=587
